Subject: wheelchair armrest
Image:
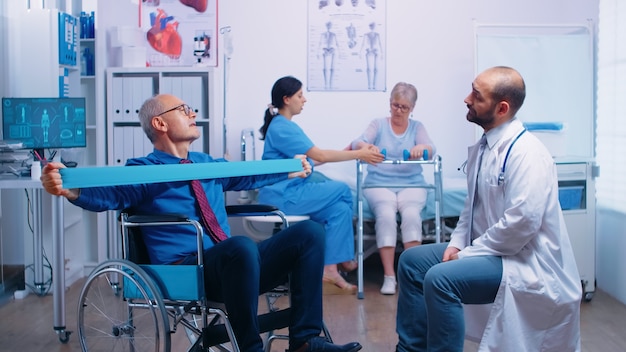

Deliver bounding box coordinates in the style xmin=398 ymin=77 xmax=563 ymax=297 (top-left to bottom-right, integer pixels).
xmin=225 ymin=204 xmax=279 ymax=216
xmin=126 ymin=213 xmax=190 ymax=223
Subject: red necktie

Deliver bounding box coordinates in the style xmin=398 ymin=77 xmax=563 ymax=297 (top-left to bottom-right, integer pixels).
xmin=180 ymin=159 xmax=228 ymax=244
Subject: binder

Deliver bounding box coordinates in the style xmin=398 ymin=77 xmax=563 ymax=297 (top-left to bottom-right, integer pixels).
xmin=122 ymin=77 xmax=134 ymax=122
xmin=132 ymin=77 xmax=153 ymax=122
xmin=123 ymin=127 xmax=134 ymax=161
xmin=111 ymin=76 xmax=125 ymax=123
xmin=182 ymin=76 xmax=204 ymax=118
xmin=112 ymin=127 xmax=126 ymax=165
xmin=133 ymin=127 xmax=145 ymax=158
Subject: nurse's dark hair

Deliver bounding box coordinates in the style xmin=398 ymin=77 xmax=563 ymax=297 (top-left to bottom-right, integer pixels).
xmin=259 ymin=76 xmax=303 ymax=140
xmin=489 ymin=66 xmax=526 ymax=116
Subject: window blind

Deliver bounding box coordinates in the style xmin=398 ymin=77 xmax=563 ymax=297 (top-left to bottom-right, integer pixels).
xmin=596 ymin=0 xmax=626 ymax=213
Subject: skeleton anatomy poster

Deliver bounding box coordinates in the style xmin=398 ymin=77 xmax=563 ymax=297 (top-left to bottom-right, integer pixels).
xmin=307 ymin=0 xmax=386 ymax=91
xmin=141 ymin=0 xmax=218 ymax=67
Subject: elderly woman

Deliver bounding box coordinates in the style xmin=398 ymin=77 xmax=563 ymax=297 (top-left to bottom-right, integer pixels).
xmin=351 ymin=82 xmax=436 ymax=295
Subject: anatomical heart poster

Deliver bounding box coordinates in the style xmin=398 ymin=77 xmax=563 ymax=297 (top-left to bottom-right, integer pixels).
xmin=141 ymin=0 xmax=218 ymax=67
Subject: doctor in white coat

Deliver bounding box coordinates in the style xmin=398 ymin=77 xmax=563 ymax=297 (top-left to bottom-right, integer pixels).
xmin=395 ymin=66 xmax=581 ymax=352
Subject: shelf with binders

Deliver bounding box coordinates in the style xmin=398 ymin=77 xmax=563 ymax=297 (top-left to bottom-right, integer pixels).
xmin=106 ymin=67 xmax=214 ymax=166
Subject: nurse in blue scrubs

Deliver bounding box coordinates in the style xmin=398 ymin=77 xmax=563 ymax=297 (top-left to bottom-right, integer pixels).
xmin=259 ymin=76 xmax=384 ymax=293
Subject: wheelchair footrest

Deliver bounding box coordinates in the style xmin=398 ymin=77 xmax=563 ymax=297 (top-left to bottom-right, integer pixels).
xmin=202 ymin=308 xmax=291 ymax=346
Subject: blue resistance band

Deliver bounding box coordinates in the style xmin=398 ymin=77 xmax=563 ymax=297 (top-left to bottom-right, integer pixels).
xmin=60 ymin=159 xmax=302 ymax=188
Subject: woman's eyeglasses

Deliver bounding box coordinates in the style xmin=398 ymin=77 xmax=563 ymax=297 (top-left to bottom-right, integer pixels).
xmin=158 ymin=103 xmax=193 ymax=116
xmin=390 ymin=102 xmax=411 ymax=113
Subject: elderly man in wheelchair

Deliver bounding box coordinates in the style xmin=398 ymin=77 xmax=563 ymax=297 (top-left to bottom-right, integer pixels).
xmin=40 ymin=94 xmax=362 ymax=352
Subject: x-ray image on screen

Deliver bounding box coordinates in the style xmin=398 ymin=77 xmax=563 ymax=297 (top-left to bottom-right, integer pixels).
xmin=2 ymin=97 xmax=86 ymax=149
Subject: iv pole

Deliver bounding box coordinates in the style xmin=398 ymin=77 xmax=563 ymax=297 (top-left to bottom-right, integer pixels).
xmin=220 ymin=26 xmax=233 ymax=159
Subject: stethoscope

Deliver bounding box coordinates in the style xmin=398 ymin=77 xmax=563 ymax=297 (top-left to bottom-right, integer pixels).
xmin=498 ymin=128 xmax=527 ymax=185
xmin=458 ymin=129 xmax=527 ymax=186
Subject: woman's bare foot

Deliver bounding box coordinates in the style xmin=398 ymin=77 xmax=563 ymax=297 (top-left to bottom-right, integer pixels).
xmin=323 ymin=265 xmax=356 ymax=294
xmin=322 ymin=272 xmax=357 ymax=295
xmin=338 ymin=259 xmax=358 ymax=273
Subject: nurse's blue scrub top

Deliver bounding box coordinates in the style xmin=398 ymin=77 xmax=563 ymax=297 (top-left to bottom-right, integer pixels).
xmin=261 ymin=115 xmax=315 ymax=191
xmin=259 ymin=115 xmax=356 ymax=265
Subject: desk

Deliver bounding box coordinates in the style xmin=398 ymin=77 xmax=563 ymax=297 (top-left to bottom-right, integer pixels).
xmin=0 ymin=177 xmax=69 ymax=342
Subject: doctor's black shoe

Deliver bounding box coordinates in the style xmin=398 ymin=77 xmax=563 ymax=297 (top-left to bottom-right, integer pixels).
xmin=288 ymin=337 xmax=363 ymax=352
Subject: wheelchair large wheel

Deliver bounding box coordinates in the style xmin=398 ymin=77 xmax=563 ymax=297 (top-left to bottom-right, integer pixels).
xmin=77 ymin=259 xmax=171 ymax=352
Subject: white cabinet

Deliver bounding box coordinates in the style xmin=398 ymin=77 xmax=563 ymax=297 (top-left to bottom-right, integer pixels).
xmin=106 ymin=67 xmax=214 ymax=165
xmin=556 ymin=160 xmax=596 ymax=301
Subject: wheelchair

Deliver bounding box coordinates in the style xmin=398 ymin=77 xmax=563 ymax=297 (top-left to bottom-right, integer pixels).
xmin=76 ymin=204 xmax=326 ymax=352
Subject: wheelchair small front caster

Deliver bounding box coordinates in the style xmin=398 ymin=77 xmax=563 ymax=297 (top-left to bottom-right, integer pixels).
xmin=57 ymin=329 xmax=71 ymax=343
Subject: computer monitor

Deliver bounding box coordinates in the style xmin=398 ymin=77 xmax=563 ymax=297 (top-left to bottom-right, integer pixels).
xmin=1 ymin=97 xmax=87 ymax=153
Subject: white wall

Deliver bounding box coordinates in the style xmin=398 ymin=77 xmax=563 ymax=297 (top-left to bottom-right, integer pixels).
xmin=0 ymin=2 xmax=603 ymax=173
xmin=217 ymin=0 xmax=601 ymax=247
xmin=217 ymin=0 xmax=599 ymax=180
xmin=55 ymin=0 xmax=598 ymax=177
xmin=0 ymin=0 xmax=603 ymax=295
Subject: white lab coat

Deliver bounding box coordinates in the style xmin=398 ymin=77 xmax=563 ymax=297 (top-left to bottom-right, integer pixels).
xmin=448 ymin=118 xmax=582 ymax=352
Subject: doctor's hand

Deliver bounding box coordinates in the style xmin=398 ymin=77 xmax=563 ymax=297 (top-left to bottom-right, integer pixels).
xmin=287 ymin=154 xmax=312 ymax=179
xmin=442 ymin=246 xmax=461 ymax=262
xmin=40 ymin=162 xmax=80 ymax=201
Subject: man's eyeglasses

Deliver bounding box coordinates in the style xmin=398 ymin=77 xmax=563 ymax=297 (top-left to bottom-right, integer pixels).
xmin=158 ymin=103 xmax=193 ymax=116
xmin=390 ymin=102 xmax=411 ymax=113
